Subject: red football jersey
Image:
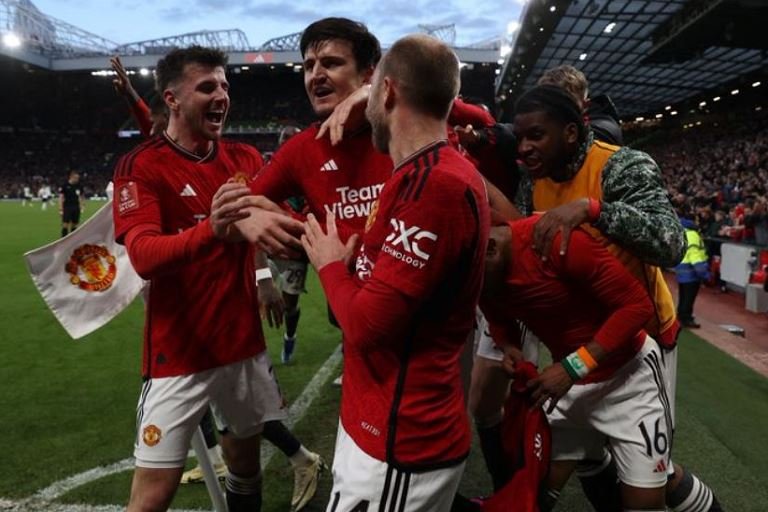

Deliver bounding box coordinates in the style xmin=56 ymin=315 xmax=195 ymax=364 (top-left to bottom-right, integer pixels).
xmin=482 ymin=362 xmax=551 ymax=512
xmin=113 ymin=134 xmax=267 ymax=378
xmin=250 ymin=124 xmax=393 ymax=243
xmin=339 ymin=141 xmax=490 ymax=468
xmin=482 ymin=217 xmax=654 ymax=383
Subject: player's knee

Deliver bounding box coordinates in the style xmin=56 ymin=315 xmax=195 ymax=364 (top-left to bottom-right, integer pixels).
xmin=220 ymin=434 xmax=261 ymax=475
xmin=127 ymin=479 xmax=177 ymax=512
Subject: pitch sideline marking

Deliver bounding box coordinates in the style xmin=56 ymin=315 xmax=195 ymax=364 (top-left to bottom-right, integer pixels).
xmin=2 ymin=345 xmax=342 ymax=511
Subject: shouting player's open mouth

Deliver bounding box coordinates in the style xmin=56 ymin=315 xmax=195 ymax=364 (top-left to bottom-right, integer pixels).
xmin=313 ymin=85 xmax=334 ymax=99
xmin=205 ymin=109 xmax=226 ymax=129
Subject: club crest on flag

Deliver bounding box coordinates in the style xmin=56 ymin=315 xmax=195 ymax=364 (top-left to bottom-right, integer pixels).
xmin=64 ymin=244 xmax=118 ymax=292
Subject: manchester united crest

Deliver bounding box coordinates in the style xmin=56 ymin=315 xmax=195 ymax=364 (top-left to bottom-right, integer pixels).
xmin=232 ymin=171 xmax=251 ymax=185
xmin=64 ymin=244 xmax=117 ymax=292
xmin=142 ymin=424 xmax=162 ymax=447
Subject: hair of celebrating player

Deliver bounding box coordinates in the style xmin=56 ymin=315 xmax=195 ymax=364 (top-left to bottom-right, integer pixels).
xmin=300 ymin=17 xmax=381 ymax=72
xmin=378 ymin=34 xmax=460 ymax=120
xmin=154 ymin=45 xmax=229 ymax=94
xmin=537 ymin=64 xmax=589 ymax=107
xmin=515 ymin=84 xmax=587 ymax=143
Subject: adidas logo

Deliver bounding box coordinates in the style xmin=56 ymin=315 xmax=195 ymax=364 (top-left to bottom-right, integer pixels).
xmin=653 ymin=460 xmax=667 ymax=473
xmin=180 ymin=184 xmax=197 ymax=197
xmin=320 ymin=159 xmax=339 ymax=172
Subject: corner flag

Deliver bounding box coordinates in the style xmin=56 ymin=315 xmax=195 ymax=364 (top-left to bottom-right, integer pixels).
xmin=24 ymin=201 xmax=145 ymax=339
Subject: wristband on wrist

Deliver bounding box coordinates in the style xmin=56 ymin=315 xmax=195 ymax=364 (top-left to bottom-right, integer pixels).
xmin=561 ymin=346 xmax=598 ymax=381
xmin=587 ymin=197 xmax=601 ymax=223
xmin=255 ymin=267 xmax=272 ymax=282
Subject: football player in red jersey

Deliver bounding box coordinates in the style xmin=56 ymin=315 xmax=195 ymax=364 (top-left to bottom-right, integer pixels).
xmin=481 ymin=218 xmax=668 ymax=512
xmin=302 ymin=34 xmax=490 ymax=511
xmin=112 ymin=46 xmax=302 ymax=512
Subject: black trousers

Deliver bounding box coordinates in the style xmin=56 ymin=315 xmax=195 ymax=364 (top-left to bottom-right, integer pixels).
xmin=677 ymin=281 xmax=700 ymax=322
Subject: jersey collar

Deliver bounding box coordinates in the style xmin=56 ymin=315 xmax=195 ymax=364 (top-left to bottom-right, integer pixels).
xmin=162 ymin=131 xmax=218 ymax=163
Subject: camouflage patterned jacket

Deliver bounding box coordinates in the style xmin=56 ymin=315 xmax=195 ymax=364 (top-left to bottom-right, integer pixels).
xmin=515 ymin=133 xmax=686 ymax=268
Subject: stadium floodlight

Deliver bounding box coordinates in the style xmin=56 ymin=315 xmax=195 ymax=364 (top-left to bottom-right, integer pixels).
xmin=713 ymin=96 xmax=721 ymax=102
xmin=2 ymin=32 xmax=21 ymax=48
xmin=550 ymin=5 xmax=556 ymax=12
xmin=500 ymin=44 xmax=511 ymax=57
xmin=731 ymin=89 xmax=739 ymax=95
xmin=579 ymin=53 xmax=588 ymax=61
xmin=656 ymin=114 xmax=663 ymax=119
xmin=604 ymin=23 xmax=616 ymax=34
xmin=241 ymin=66 xmax=250 ymax=70
xmin=699 ymin=101 xmax=706 ymax=107
xmin=635 ymin=116 xmax=644 ymax=122
xmin=495 ymin=69 xmax=501 ymax=75
xmin=139 ymin=68 xmax=150 ymax=76
xmin=671 ymin=111 xmax=678 ymax=116
xmin=753 ymin=81 xmax=761 ymax=88
xmin=757 ymin=106 xmax=763 ymax=111
xmin=665 ymin=105 xmax=672 ymax=110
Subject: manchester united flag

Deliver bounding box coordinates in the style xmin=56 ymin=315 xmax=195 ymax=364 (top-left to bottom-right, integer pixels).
xmin=24 ymin=201 xmax=145 ymax=339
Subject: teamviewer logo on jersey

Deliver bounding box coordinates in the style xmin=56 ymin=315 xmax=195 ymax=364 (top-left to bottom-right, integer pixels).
xmin=383 ymin=219 xmax=437 ymax=268
xmin=320 ymin=159 xmax=339 ymax=172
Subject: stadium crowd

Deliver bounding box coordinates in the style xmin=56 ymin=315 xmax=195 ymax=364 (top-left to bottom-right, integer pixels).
xmin=644 ymin=113 xmax=768 ymax=246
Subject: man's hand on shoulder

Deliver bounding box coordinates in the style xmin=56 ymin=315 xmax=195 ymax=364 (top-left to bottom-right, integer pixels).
xmin=316 ymin=85 xmax=371 ymax=146
xmin=533 ymin=198 xmax=590 ymax=259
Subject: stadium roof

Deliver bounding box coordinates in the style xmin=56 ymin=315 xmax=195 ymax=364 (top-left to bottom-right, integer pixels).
xmin=497 ymin=0 xmax=768 ymax=121
xmin=0 ymin=0 xmax=500 ymax=70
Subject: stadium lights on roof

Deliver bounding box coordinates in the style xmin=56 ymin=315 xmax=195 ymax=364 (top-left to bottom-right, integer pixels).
xmin=241 ymin=66 xmax=250 ymax=70
xmin=655 ymin=114 xmax=663 ymax=119
xmin=539 ymin=27 xmax=544 ymax=32
xmin=500 ymin=44 xmax=512 ymax=57
xmin=579 ymin=53 xmax=588 ymax=61
xmin=753 ymin=81 xmax=761 ymax=87
xmin=731 ymin=89 xmax=739 ymax=95
xmin=665 ymin=105 xmax=671 ymax=110
xmin=2 ymin=33 xmax=21 ymax=48
xmin=713 ymin=96 xmax=721 ymax=102
xmin=604 ymin=22 xmax=616 ymax=34
xmin=699 ymin=101 xmax=706 ymax=107
xmin=495 ymin=69 xmax=501 ymax=75
xmin=671 ymin=111 xmax=678 ymax=116
xmin=497 ymin=58 xmax=504 ymax=65
xmin=635 ymin=116 xmax=644 ymax=121
xmin=139 ymin=68 xmax=150 ymax=76
xmin=550 ymin=5 xmax=556 ymax=12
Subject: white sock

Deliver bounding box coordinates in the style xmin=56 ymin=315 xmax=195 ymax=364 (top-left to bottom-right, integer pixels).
xmin=288 ymin=445 xmax=313 ymax=467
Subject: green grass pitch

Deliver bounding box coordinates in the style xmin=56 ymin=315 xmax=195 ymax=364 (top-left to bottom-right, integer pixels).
xmin=1 ymin=200 xmax=766 ymax=510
